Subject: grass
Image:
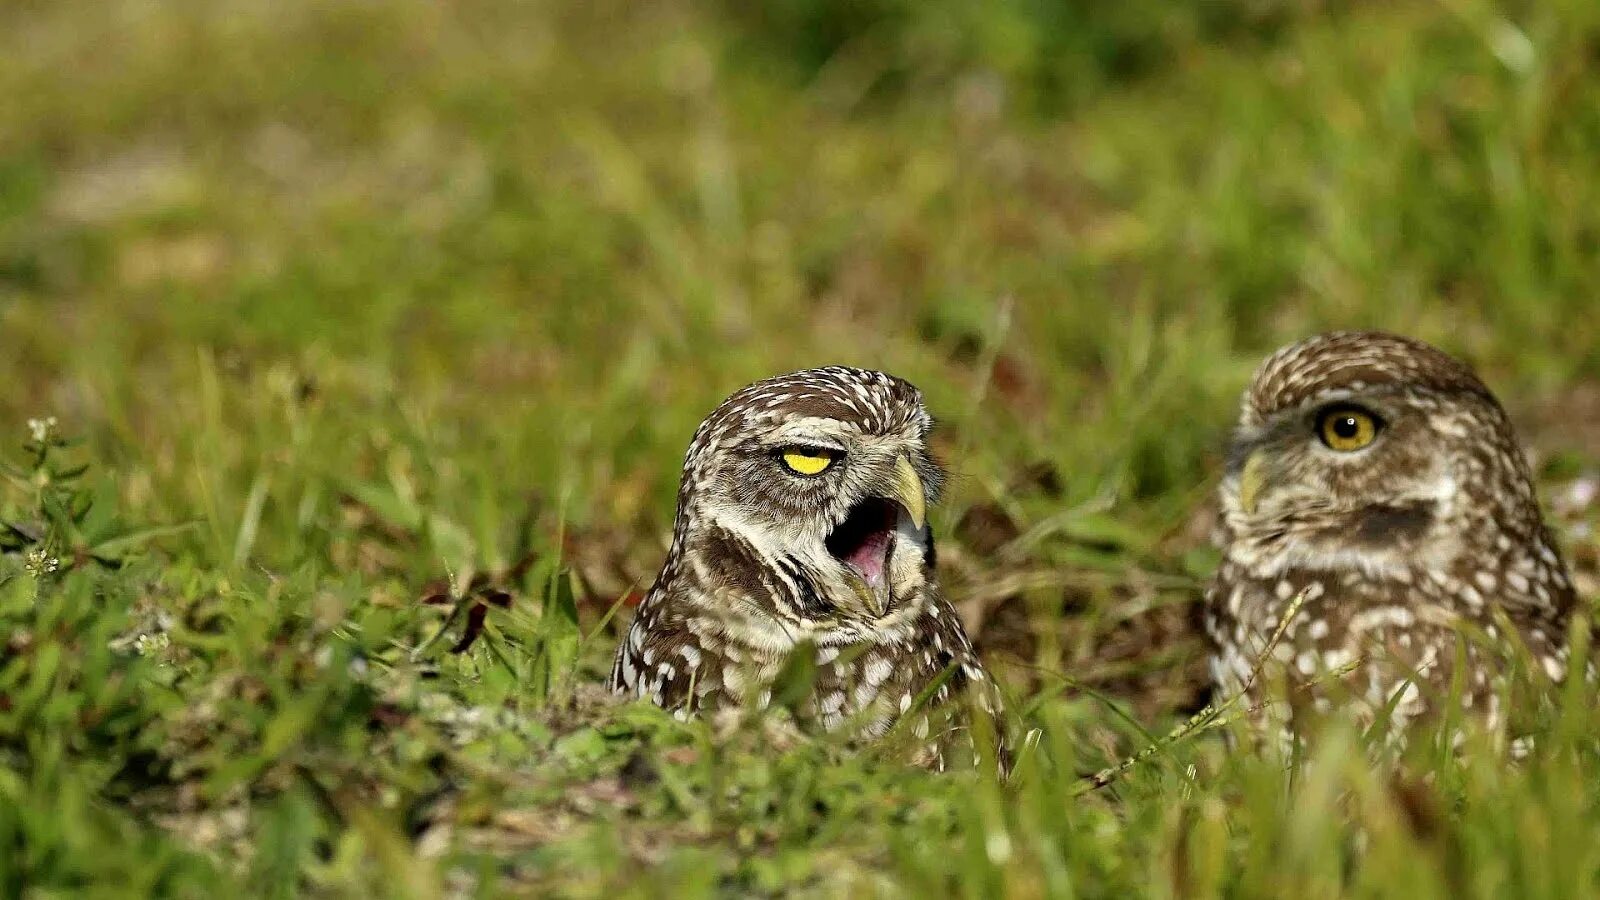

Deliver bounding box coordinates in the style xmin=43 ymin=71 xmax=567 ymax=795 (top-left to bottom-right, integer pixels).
xmin=1 ymin=0 xmax=1599 ymax=895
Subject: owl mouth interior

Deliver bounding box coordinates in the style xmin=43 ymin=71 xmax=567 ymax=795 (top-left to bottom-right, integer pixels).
xmin=825 ymin=497 xmax=900 ymax=590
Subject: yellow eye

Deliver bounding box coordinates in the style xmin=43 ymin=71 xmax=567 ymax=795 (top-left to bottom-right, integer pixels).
xmin=780 ymin=449 xmax=837 ymax=476
xmin=1317 ymin=406 xmax=1381 ymax=452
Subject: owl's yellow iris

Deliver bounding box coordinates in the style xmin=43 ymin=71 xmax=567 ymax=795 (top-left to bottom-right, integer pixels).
xmin=781 ymin=449 xmax=837 ymax=476
xmin=1317 ymin=406 xmax=1380 ymax=452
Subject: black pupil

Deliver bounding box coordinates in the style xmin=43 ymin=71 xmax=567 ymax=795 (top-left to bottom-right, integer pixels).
xmin=1332 ymin=416 xmax=1361 ymax=439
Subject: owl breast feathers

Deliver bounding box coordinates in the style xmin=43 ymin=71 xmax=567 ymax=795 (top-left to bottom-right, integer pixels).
xmin=611 ymin=366 xmax=1002 ymax=768
xmin=1206 ymin=331 xmax=1579 ymax=743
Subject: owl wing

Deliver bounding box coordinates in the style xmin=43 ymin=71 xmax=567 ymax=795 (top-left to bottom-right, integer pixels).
xmin=611 ymin=589 xmax=743 ymax=715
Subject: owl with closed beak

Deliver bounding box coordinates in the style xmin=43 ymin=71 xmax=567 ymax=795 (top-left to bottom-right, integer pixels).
xmin=611 ymin=367 xmax=1002 ymax=767
xmin=1206 ymin=331 xmax=1578 ymax=744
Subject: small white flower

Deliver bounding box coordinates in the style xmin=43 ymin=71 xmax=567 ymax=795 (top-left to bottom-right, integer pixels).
xmin=24 ymin=547 xmax=60 ymax=578
xmin=1563 ymin=476 xmax=1598 ymax=512
xmin=26 ymin=416 xmax=58 ymax=445
xmin=134 ymin=631 xmax=172 ymax=658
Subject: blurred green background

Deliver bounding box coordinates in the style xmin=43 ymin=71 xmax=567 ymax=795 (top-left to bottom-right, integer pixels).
xmin=2 ymin=0 xmax=1599 ymax=895
xmin=5 ymin=0 xmax=1597 ymax=522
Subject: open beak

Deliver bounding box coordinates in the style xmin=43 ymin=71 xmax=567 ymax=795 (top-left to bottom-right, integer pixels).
xmin=1237 ymin=448 xmax=1269 ymax=516
xmin=891 ymin=455 xmax=927 ymax=531
xmin=825 ymin=455 xmax=929 ymax=619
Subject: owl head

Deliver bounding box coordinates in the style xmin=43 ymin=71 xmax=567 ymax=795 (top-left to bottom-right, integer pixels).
xmin=673 ymin=366 xmax=944 ymax=624
xmin=1220 ymin=331 xmax=1546 ymax=577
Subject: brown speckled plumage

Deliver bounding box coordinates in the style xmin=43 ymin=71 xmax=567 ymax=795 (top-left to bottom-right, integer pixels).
xmin=611 ymin=367 xmax=1002 ymax=768
xmin=1206 ymin=332 xmax=1577 ymax=744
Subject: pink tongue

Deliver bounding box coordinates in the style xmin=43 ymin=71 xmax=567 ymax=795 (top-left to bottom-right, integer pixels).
xmin=847 ymin=530 xmax=892 ymax=587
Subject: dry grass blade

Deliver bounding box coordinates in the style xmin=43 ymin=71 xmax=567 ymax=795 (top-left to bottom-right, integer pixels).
xmin=1075 ymin=586 xmax=1313 ymax=793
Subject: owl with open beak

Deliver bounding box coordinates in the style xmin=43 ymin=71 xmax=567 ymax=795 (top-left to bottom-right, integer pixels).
xmin=611 ymin=367 xmax=1003 ymax=768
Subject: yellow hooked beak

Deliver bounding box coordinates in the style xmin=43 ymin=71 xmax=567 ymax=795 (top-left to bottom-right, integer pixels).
xmin=1237 ymin=449 xmax=1269 ymax=516
xmin=891 ymin=455 xmax=927 ymax=531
